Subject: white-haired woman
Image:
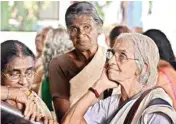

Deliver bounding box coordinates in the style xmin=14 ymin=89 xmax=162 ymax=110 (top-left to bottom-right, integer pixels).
xmin=62 ymin=33 xmax=176 ymax=124
xmin=40 ymin=27 xmax=73 ymax=112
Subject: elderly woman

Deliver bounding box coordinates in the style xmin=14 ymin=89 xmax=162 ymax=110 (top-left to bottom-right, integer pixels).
xmin=49 ymin=2 xmax=111 ymax=122
xmin=40 ymin=27 xmax=73 ymax=111
xmin=62 ymin=33 xmax=176 ymax=124
xmin=34 ymin=27 xmax=53 ymax=92
xmin=1 ymin=40 xmax=57 ymax=124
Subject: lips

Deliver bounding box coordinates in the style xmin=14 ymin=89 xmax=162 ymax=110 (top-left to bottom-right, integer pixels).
xmin=77 ymin=41 xmax=89 ymax=46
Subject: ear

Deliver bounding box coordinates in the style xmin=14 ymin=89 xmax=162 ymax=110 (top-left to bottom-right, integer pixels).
xmin=135 ymin=68 xmax=140 ymax=75
xmin=135 ymin=62 xmax=149 ymax=75
xmin=144 ymin=62 xmax=149 ymax=72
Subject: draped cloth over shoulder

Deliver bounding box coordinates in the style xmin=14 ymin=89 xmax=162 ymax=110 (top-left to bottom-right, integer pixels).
xmin=29 ymin=91 xmax=53 ymax=119
xmin=69 ymin=46 xmax=107 ymax=106
xmin=109 ymin=88 xmax=176 ymax=124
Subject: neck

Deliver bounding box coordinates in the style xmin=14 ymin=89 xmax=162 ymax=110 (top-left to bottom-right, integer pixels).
xmin=120 ymin=79 xmax=142 ymax=103
xmin=36 ymin=52 xmax=42 ymax=58
xmin=76 ymin=45 xmax=98 ymax=63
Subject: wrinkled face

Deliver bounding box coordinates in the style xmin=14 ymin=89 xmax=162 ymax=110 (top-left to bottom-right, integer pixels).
xmin=35 ymin=29 xmax=49 ymax=53
xmin=68 ymin=15 xmax=99 ymax=51
xmin=107 ymin=39 xmax=138 ymax=84
xmin=1 ymin=56 xmax=35 ymax=89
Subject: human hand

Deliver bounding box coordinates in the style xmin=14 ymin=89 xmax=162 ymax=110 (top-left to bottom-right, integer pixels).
xmin=8 ymin=87 xmax=30 ymax=104
xmin=23 ymin=93 xmax=58 ymax=124
xmin=93 ymin=67 xmax=118 ymax=94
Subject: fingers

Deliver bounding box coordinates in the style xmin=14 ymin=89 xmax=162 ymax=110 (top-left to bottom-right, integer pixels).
xmin=24 ymin=100 xmax=35 ymax=120
xmin=30 ymin=103 xmax=37 ymax=121
xmin=43 ymin=116 xmax=49 ymax=124
xmin=36 ymin=114 xmax=43 ymax=122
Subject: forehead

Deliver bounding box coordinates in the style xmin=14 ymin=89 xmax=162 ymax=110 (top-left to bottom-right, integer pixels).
xmin=112 ymin=39 xmax=134 ymax=54
xmin=70 ymin=15 xmax=95 ymax=26
xmin=6 ymin=56 xmax=35 ymax=70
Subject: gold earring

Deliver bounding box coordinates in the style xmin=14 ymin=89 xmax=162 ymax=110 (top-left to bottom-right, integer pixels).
xmin=135 ymin=69 xmax=140 ymax=75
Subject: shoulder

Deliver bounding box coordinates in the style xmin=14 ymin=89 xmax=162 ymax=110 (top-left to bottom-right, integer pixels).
xmin=49 ymin=53 xmax=73 ymax=68
xmin=141 ymin=88 xmax=176 ymax=123
xmin=143 ymin=112 xmax=173 ymax=124
xmin=87 ymin=94 xmax=121 ymax=116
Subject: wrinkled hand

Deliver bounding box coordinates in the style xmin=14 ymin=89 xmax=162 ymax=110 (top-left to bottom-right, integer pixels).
xmin=9 ymin=87 xmax=30 ymax=104
xmin=93 ymin=67 xmax=118 ymax=94
xmin=23 ymin=94 xmax=58 ymax=124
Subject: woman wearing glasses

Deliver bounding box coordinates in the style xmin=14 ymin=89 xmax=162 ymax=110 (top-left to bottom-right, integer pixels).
xmin=1 ymin=40 xmax=57 ymax=124
xmin=62 ymin=33 xmax=176 ymax=124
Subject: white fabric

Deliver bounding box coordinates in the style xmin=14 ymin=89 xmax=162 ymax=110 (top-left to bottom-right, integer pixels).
xmin=84 ymin=88 xmax=176 ymax=124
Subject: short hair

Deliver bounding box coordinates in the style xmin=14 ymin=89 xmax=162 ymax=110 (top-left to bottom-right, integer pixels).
xmin=42 ymin=27 xmax=73 ymax=77
xmin=115 ymin=33 xmax=159 ymax=87
xmin=143 ymin=29 xmax=176 ymax=70
xmin=1 ymin=40 xmax=35 ymax=71
xmin=109 ymin=26 xmax=130 ymax=48
xmin=65 ymin=1 xmax=103 ymax=29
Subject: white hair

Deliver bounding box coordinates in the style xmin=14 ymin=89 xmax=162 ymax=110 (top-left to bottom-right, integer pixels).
xmin=116 ymin=33 xmax=160 ymax=87
xmin=42 ymin=27 xmax=73 ymax=77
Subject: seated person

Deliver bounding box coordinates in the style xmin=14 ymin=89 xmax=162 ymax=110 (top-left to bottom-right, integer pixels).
xmin=62 ymin=33 xmax=176 ymax=124
xmin=1 ymin=40 xmax=57 ymax=124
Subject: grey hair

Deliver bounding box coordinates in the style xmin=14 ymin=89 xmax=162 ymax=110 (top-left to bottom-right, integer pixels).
xmin=42 ymin=27 xmax=73 ymax=77
xmin=116 ymin=33 xmax=160 ymax=87
xmin=65 ymin=1 xmax=103 ymax=30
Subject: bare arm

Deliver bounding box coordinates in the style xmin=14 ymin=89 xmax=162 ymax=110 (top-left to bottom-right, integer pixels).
xmin=49 ymin=57 xmax=71 ymax=122
xmin=62 ymin=68 xmax=118 ymax=124
xmin=53 ymin=98 xmax=70 ymax=123
xmin=61 ymin=86 xmax=101 ymax=124
xmin=1 ymin=86 xmax=28 ymax=103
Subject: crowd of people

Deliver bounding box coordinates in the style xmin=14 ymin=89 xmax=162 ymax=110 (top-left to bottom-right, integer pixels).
xmin=1 ymin=1 xmax=176 ymax=124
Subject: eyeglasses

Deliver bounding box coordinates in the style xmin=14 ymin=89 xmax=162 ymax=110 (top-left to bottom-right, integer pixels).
xmin=2 ymin=71 xmax=35 ymax=82
xmin=106 ymin=49 xmax=138 ymax=63
xmin=68 ymin=24 xmax=92 ymax=36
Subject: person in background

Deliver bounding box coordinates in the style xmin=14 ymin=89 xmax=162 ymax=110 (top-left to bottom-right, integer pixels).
xmin=40 ymin=27 xmax=73 ymax=112
xmin=143 ymin=29 xmax=176 ymax=110
xmin=49 ymin=1 xmax=110 ymax=122
xmin=143 ymin=29 xmax=176 ymax=69
xmin=62 ymin=33 xmax=176 ymax=124
xmin=34 ymin=27 xmax=53 ymax=92
xmin=109 ymin=25 xmax=130 ymax=48
xmin=1 ymin=40 xmax=57 ymax=124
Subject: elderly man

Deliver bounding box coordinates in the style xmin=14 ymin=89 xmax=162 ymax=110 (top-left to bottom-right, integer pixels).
xmin=62 ymin=33 xmax=176 ymax=124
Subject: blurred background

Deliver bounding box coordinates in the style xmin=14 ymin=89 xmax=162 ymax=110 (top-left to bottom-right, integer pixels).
xmin=1 ymin=1 xmax=176 ymax=54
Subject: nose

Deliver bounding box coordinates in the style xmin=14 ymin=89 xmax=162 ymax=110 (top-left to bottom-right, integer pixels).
xmin=108 ymin=55 xmax=116 ymax=65
xmin=77 ymin=27 xmax=86 ymax=36
xmin=18 ymin=75 xmax=28 ymax=87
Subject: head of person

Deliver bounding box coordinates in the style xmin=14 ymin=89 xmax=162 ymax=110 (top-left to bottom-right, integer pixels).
xmin=35 ymin=27 xmax=53 ymax=57
xmin=109 ymin=26 xmax=130 ymax=48
xmin=42 ymin=27 xmax=73 ymax=77
xmin=143 ymin=29 xmax=176 ymax=70
xmin=107 ymin=33 xmax=159 ymax=90
xmin=1 ymin=40 xmax=35 ymax=89
xmin=65 ymin=1 xmax=103 ymax=52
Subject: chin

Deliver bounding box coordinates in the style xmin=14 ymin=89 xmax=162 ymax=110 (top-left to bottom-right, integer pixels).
xmin=75 ymin=45 xmax=90 ymax=52
xmin=108 ymin=71 xmax=121 ymax=84
xmin=108 ymin=72 xmax=116 ymax=81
